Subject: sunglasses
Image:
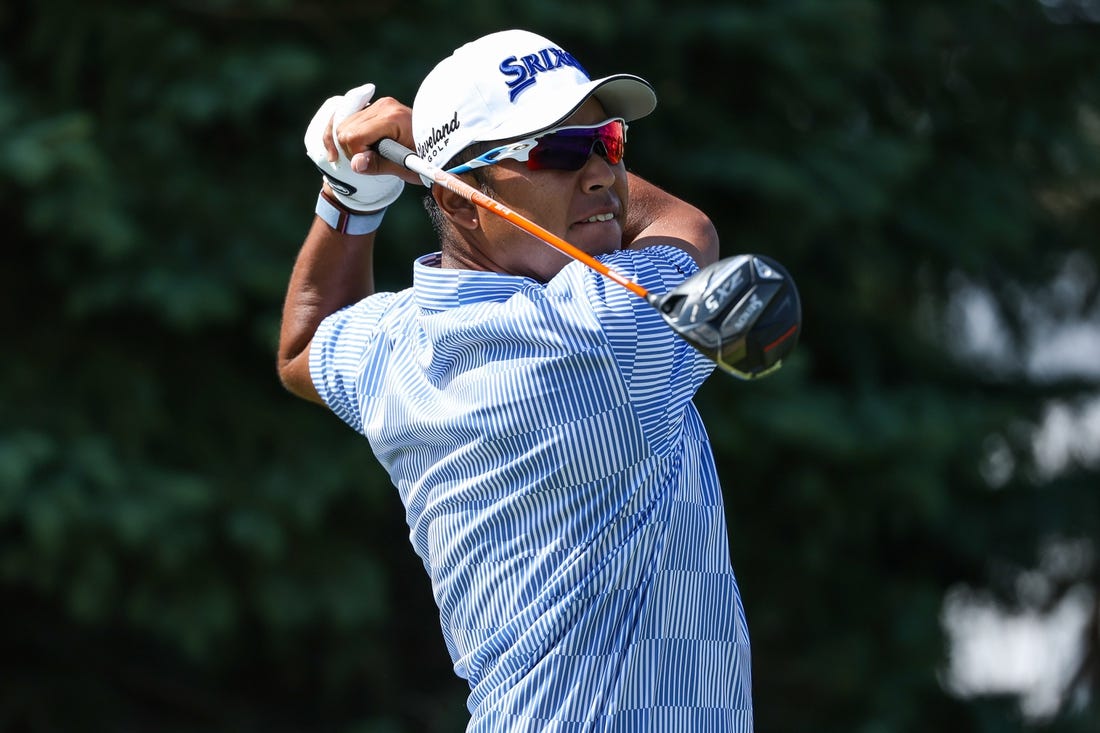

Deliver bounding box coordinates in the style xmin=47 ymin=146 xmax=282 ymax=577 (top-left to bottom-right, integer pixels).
xmin=446 ymin=118 xmax=627 ymax=175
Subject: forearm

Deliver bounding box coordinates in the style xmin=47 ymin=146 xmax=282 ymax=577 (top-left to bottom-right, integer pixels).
xmin=622 ymin=173 xmax=719 ymax=267
xmin=277 ymin=215 xmax=377 ymax=404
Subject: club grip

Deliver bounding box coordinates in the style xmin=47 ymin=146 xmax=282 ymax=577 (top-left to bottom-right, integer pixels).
xmin=376 ymin=138 xmax=415 ymax=169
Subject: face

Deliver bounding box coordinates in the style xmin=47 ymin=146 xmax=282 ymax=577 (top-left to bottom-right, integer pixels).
xmin=453 ymin=99 xmax=631 ymax=282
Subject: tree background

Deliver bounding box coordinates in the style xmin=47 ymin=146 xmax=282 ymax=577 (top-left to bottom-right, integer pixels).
xmin=2 ymin=0 xmax=1098 ymax=731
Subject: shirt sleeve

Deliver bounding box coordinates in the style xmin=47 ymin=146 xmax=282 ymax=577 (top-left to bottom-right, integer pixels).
xmin=309 ymin=292 xmax=398 ymax=435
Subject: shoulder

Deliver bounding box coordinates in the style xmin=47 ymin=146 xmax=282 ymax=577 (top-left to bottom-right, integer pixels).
xmin=599 ymin=246 xmax=700 ymax=290
xmin=320 ymin=289 xmax=411 ymax=334
xmin=547 ymin=245 xmax=698 ymax=305
xmin=310 ymin=288 xmax=415 ymax=384
xmin=544 ymin=246 xmax=713 ymax=387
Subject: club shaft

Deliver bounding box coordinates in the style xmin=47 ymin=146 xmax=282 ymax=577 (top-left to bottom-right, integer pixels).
xmin=376 ymin=139 xmax=651 ymax=301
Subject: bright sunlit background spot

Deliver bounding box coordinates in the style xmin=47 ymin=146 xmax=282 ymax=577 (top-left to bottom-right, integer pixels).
xmin=941 ymin=251 xmax=1100 ymax=718
xmin=942 ymin=579 xmax=1095 ymax=719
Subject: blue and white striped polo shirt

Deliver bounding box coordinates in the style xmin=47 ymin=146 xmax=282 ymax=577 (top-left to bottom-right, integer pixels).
xmin=311 ymin=245 xmax=752 ymax=731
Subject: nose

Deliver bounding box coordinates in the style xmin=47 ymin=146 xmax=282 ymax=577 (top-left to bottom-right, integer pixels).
xmin=579 ymin=144 xmax=617 ymax=192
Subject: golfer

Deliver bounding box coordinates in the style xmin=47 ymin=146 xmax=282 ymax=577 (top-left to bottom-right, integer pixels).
xmin=278 ymin=29 xmax=753 ymax=731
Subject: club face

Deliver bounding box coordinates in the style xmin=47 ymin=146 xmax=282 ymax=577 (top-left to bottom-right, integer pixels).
xmin=650 ymin=254 xmax=801 ymax=379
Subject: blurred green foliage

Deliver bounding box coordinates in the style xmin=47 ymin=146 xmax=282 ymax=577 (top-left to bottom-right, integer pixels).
xmin=2 ymin=0 xmax=1098 ymax=731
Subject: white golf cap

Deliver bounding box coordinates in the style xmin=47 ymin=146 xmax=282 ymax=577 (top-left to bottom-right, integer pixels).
xmin=412 ymin=29 xmax=657 ymax=172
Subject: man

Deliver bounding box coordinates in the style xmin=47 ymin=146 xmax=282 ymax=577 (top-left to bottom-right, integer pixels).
xmin=278 ymin=29 xmax=753 ymax=731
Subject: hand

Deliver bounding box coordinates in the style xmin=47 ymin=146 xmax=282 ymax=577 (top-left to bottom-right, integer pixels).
xmin=304 ymin=83 xmax=406 ymax=212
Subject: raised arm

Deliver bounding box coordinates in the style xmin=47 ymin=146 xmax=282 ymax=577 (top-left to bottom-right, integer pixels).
xmin=277 ymin=194 xmax=378 ymax=404
xmin=277 ymin=88 xmax=418 ymax=404
xmin=622 ymin=173 xmax=719 ymax=267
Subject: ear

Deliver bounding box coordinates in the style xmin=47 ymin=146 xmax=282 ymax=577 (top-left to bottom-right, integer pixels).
xmin=434 ymin=185 xmax=480 ymax=231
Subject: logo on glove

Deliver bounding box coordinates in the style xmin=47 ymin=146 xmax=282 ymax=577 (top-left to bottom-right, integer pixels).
xmin=316 ymin=166 xmax=357 ymax=197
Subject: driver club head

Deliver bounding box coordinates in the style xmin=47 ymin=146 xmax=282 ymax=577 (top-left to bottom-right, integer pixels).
xmin=648 ymin=254 xmax=802 ymax=379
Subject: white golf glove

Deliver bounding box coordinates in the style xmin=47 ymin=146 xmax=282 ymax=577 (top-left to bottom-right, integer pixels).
xmin=304 ymin=83 xmax=404 ymax=212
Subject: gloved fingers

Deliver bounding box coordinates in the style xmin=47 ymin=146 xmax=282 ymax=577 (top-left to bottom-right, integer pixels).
xmin=332 ymin=83 xmax=377 ymax=130
xmin=304 ymin=95 xmax=343 ymax=164
xmin=331 ymin=83 xmax=379 ymax=160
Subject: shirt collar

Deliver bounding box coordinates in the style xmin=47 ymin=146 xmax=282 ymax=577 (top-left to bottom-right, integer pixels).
xmin=413 ymin=253 xmax=544 ymax=311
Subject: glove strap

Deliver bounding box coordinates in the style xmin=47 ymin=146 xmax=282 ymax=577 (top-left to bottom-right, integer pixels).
xmin=315 ymin=189 xmax=387 ymax=235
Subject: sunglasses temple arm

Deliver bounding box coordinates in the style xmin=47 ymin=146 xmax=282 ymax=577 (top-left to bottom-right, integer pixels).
xmin=444 ymin=156 xmax=493 ymax=175
xmin=376 ymin=138 xmax=652 ymax=302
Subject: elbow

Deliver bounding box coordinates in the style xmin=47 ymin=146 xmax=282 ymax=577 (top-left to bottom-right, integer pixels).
xmin=693 ymin=210 xmax=720 ymax=267
xmin=276 ymin=359 xmax=297 ymax=394
xmin=277 ymin=350 xmax=324 ymax=405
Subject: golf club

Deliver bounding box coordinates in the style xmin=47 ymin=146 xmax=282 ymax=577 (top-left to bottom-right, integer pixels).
xmin=376 ymin=138 xmax=801 ymax=379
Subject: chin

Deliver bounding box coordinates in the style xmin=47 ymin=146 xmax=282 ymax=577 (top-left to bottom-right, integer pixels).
xmin=571 ymin=228 xmax=622 ymax=258
xmin=588 ymin=239 xmax=622 ymax=259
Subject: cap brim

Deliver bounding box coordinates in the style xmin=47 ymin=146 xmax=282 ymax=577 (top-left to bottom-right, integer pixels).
xmin=587 ymin=74 xmax=658 ymax=125
xmin=485 ymin=73 xmax=657 ymax=143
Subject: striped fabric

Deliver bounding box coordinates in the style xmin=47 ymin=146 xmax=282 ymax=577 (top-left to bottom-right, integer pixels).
xmin=311 ymin=245 xmax=753 ymax=731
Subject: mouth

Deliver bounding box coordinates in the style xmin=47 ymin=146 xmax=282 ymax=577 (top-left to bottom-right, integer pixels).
xmin=574 ymin=211 xmax=617 ymax=226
